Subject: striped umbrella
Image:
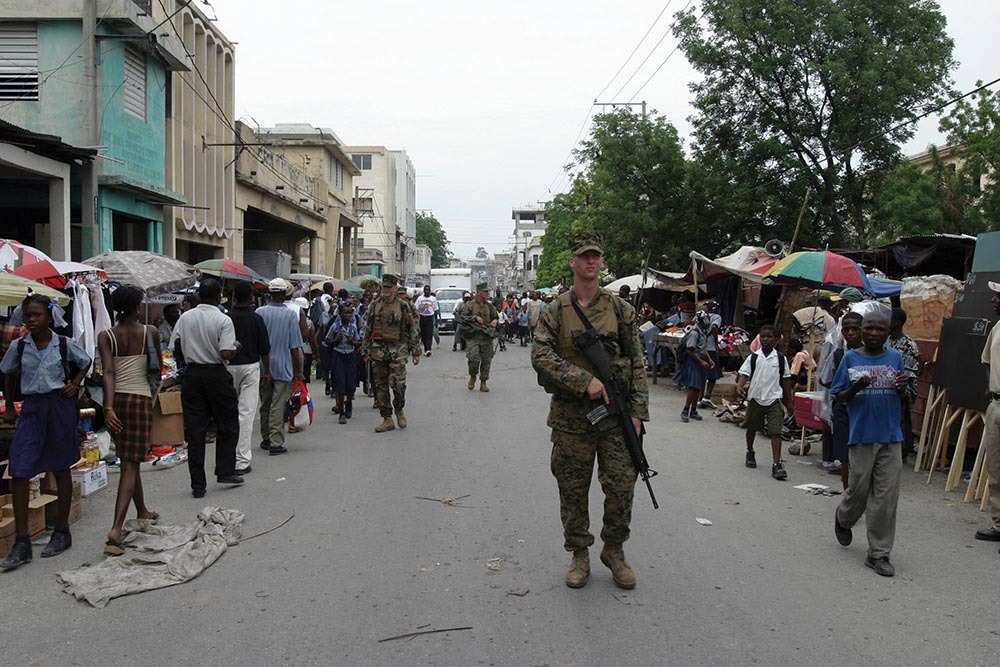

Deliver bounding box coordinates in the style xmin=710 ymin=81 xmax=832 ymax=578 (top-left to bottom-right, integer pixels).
xmin=762 ymin=251 xmax=873 ymax=293
xmin=0 ymin=239 xmax=54 ymax=272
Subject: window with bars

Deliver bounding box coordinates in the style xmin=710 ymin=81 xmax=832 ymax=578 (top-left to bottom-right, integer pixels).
xmin=123 ymin=46 xmax=146 ymax=119
xmin=0 ymin=23 xmax=39 ymax=101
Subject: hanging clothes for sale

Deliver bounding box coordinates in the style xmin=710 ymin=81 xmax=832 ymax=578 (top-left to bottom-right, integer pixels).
xmin=90 ymin=281 xmax=112 ymax=341
xmin=72 ymin=280 xmax=96 ymax=364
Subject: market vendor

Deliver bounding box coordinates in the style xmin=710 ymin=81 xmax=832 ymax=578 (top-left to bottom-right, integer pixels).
xmin=975 ymin=280 xmax=1000 ymax=545
xmin=1 ymin=294 xmax=91 ymax=572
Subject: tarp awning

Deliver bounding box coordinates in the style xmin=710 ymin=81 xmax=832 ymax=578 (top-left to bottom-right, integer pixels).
xmin=685 ymin=247 xmax=779 ymax=283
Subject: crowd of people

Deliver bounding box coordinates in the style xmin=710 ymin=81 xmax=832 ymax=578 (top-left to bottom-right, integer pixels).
xmin=2 ymin=240 xmax=999 ymax=589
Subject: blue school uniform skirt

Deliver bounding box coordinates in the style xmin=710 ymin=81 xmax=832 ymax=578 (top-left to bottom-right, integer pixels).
xmin=8 ymin=391 xmax=79 ymax=478
xmin=331 ymin=350 xmax=360 ymax=397
xmin=673 ymin=356 xmax=707 ymax=389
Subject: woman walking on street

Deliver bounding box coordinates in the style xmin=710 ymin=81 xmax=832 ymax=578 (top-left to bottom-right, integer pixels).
xmin=98 ymin=285 xmax=161 ymax=556
xmin=327 ymin=303 xmax=363 ymax=424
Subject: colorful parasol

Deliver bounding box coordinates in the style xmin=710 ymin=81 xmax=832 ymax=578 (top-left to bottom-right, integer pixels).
xmin=0 ymin=272 xmax=71 ymax=306
xmin=0 ymin=239 xmax=54 ymax=272
xmin=13 ymin=260 xmax=107 ymax=288
xmin=84 ymin=251 xmax=198 ymax=297
xmin=762 ymin=251 xmax=873 ymax=293
xmin=195 ymin=259 xmax=269 ymax=286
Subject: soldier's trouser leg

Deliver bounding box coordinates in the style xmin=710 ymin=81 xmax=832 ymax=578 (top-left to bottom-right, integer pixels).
xmin=479 ymin=340 xmax=495 ymax=381
xmin=595 ymin=430 xmax=638 ymax=545
xmin=388 ymin=360 xmax=406 ymax=412
xmin=373 ymin=361 xmax=393 ymax=418
xmin=467 ymin=339 xmax=482 ymax=377
xmin=551 ymin=430 xmax=597 ymax=552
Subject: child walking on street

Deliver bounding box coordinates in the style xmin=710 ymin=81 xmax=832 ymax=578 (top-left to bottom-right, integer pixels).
xmin=831 ymin=312 xmax=909 ymax=577
xmin=0 ymin=294 xmax=92 ymax=572
xmin=737 ymin=325 xmax=791 ymax=480
xmin=674 ymin=311 xmax=714 ymax=422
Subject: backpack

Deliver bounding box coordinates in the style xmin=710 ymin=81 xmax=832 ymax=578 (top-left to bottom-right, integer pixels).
xmin=17 ymin=335 xmax=72 ymax=383
xmin=748 ymin=350 xmax=786 ymax=379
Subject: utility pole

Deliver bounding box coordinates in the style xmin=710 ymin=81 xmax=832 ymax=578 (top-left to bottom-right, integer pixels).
xmin=593 ymin=100 xmax=647 ymax=119
xmin=81 ymin=0 xmax=99 ymax=257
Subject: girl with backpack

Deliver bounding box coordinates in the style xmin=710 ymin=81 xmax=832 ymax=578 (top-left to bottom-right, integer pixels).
xmin=674 ymin=311 xmax=715 ymax=423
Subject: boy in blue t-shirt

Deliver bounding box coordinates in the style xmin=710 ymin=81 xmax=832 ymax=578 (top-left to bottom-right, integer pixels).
xmin=830 ymin=312 xmax=909 ymax=578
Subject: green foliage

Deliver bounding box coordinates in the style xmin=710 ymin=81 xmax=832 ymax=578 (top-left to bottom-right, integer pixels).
xmin=415 ymin=211 xmax=452 ymax=269
xmin=940 ymin=84 xmax=1000 ymax=230
xmin=867 ymin=162 xmax=944 ymax=244
xmin=673 ymin=0 xmax=956 ymax=247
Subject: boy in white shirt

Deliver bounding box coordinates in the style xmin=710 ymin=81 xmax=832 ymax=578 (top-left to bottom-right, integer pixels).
xmin=737 ymin=325 xmax=791 ymax=480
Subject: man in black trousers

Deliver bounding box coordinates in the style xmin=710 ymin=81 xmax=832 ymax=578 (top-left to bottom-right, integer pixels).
xmin=172 ymin=278 xmax=243 ymax=498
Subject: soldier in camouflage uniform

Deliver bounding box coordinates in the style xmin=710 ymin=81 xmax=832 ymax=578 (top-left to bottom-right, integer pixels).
xmin=531 ymin=232 xmax=650 ymax=590
xmin=361 ymin=274 xmax=422 ymax=433
xmin=462 ymin=282 xmax=499 ymax=392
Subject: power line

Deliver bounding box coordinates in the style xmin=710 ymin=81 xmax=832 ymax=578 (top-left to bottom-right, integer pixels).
xmin=610 ymin=0 xmax=693 ymax=101
xmin=594 ymin=0 xmax=674 ymax=100
xmin=627 ymin=4 xmax=703 ymax=103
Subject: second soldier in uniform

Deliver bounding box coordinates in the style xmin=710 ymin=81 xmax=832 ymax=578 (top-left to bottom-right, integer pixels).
xmin=361 ymin=274 xmax=421 ymax=432
xmin=532 ymin=232 xmax=650 ymax=589
xmin=462 ymin=282 xmax=499 ymax=392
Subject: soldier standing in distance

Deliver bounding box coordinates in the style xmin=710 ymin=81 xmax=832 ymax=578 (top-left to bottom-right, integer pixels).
xmin=361 ymin=274 xmax=421 ymax=433
xmin=463 ymin=282 xmax=499 ymax=392
xmin=531 ymin=232 xmax=650 ymax=589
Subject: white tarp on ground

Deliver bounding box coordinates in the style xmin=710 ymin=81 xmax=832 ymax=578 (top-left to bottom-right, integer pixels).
xmin=57 ymin=507 xmax=244 ymax=608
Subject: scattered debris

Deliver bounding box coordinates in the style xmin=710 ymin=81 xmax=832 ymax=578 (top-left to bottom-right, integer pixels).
xmin=255 ymin=591 xmax=269 ymax=598
xmin=414 ymin=495 xmax=471 ymax=508
xmin=695 ymin=518 xmax=713 ymax=526
xmin=486 ymin=557 xmax=504 ymax=571
xmin=275 ymin=477 xmax=286 ymax=482
xmin=378 ymin=626 xmax=474 ymax=643
xmin=613 ymin=593 xmax=634 ymax=605
xmin=239 ymin=513 xmax=295 ymax=543
xmin=793 ymin=483 xmax=842 ymax=497
xmin=506 ymin=588 xmax=529 ymax=597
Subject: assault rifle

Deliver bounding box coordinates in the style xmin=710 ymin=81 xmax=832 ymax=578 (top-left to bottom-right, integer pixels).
xmin=461 ymin=319 xmax=503 ymax=340
xmin=572 ymin=311 xmax=659 ymax=509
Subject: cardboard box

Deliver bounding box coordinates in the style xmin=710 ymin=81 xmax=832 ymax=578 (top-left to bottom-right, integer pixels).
xmin=0 ymin=515 xmax=14 ymax=558
xmin=46 ymin=498 xmax=82 ymax=527
xmin=71 ymin=463 xmax=108 ymax=497
xmin=151 ymin=390 xmax=185 ymax=445
xmin=711 ymin=382 xmax=740 ymax=402
xmin=27 ymin=494 xmax=57 ymax=537
xmin=0 ymin=492 xmax=11 ymax=518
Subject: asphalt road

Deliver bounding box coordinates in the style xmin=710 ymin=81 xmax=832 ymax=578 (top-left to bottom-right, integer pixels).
xmin=4 ymin=338 xmax=998 ymax=666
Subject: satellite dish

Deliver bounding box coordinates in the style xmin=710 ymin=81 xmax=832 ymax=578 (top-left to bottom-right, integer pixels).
xmin=764 ymin=239 xmax=787 ymax=258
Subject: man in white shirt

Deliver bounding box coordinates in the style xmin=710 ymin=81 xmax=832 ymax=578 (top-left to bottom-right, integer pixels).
xmin=737 ymin=325 xmax=791 ymax=480
xmin=414 ymin=285 xmax=438 ymax=356
xmin=975 ymin=281 xmax=1000 ymax=544
xmin=172 ymin=279 xmax=242 ymax=497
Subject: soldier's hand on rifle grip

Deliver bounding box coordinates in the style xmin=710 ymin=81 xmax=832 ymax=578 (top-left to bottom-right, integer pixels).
xmin=412 ymin=354 xmax=420 ymax=366
xmin=586 ymin=377 xmax=608 ymax=403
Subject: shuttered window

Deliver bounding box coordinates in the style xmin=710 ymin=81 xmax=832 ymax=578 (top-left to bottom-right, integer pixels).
xmin=123 ymin=46 xmax=146 ymax=119
xmin=0 ymin=23 xmax=39 ymax=101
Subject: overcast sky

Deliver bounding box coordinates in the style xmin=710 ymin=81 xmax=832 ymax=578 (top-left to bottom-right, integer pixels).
xmin=207 ymin=0 xmax=999 ymax=259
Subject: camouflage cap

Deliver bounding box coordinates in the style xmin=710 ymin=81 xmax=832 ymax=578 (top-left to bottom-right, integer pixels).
xmin=381 ymin=274 xmax=399 ymax=287
xmin=570 ymin=231 xmax=603 ymax=256
xmin=476 ymin=282 xmax=489 ymax=292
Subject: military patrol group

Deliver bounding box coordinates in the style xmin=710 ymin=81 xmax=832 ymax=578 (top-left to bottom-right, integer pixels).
xmin=360 ymin=231 xmax=650 ymax=590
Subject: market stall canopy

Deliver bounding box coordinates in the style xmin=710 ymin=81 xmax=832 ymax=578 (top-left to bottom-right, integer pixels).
xmin=0 ymin=272 xmax=71 ymax=306
xmin=12 ymin=260 xmax=107 ymax=288
xmin=0 ymin=238 xmax=54 ymax=272
xmin=686 ymin=247 xmax=779 ymax=283
xmin=84 ymin=251 xmax=198 ymax=297
xmin=837 ymin=233 xmax=977 ymax=280
xmin=195 ymin=259 xmax=268 ymax=287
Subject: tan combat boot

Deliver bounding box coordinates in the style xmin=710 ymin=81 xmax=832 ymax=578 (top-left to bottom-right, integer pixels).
xmin=468 ymin=375 xmax=477 ymax=391
xmin=600 ymin=543 xmax=636 ymax=589
xmin=395 ymin=410 xmax=407 ymax=429
xmin=480 ymin=379 xmax=489 ymax=392
xmin=565 ymin=549 xmax=590 ymax=588
xmin=374 ymin=416 xmax=395 ymax=433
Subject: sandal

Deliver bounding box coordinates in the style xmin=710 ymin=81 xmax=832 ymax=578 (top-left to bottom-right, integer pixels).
xmin=103 ymin=541 xmax=125 ymax=557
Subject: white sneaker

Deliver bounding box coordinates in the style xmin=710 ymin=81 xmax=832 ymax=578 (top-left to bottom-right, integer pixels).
xmin=699 ymin=398 xmax=716 ymax=409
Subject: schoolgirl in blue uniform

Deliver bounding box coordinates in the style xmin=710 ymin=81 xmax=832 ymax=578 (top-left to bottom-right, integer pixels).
xmin=0 ymin=294 xmax=91 ymax=571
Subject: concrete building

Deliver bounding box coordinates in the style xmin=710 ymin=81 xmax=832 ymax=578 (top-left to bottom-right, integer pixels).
xmin=234 ymin=121 xmax=329 ymax=277
xmin=412 ymin=243 xmax=431 ymax=287
xmin=511 ymin=206 xmax=547 ymax=291
xmin=355 ymin=247 xmax=386 ymax=279
xmin=154 ymin=0 xmax=236 ymax=264
xmin=0 ymin=1 xmax=189 ymax=258
xmin=258 ymin=123 xmax=360 ymax=278
xmin=342 ymin=145 xmax=416 ymax=280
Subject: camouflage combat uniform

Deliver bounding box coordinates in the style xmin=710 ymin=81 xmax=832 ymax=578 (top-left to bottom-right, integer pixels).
xmin=463 ymin=299 xmax=499 ymax=381
xmin=531 ymin=288 xmax=649 ymax=552
xmin=361 ymin=295 xmax=421 ymax=418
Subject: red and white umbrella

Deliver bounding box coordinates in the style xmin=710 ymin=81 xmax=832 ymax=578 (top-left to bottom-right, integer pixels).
xmin=0 ymin=239 xmax=54 ymax=272
xmin=13 ymin=260 xmax=107 ymax=288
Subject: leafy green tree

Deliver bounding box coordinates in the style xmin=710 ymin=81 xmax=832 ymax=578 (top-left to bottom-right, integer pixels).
xmin=415 ymin=211 xmax=452 ymax=268
xmin=673 ymin=0 xmax=956 ymax=247
xmin=940 ymin=83 xmax=1000 ymax=230
xmin=867 ymin=161 xmax=944 ymax=244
